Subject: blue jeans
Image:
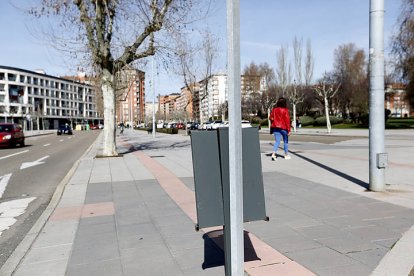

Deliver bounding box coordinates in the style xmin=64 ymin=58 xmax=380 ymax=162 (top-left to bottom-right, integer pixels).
xmin=273 ymin=129 xmax=289 ymax=154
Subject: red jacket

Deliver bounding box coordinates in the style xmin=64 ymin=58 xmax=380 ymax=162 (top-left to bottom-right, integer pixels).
xmin=269 ymin=107 xmax=291 ymax=133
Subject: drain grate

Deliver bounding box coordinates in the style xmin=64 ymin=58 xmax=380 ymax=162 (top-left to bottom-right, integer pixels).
xmin=150 ymin=155 xmax=165 ymax=158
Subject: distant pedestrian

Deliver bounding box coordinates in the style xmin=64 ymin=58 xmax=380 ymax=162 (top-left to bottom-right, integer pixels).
xmin=120 ymin=122 xmax=125 ymax=134
xmin=269 ymin=97 xmax=291 ymax=161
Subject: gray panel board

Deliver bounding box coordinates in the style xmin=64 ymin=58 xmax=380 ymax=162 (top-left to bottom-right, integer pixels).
xmin=190 ymin=128 xmax=267 ymax=229
xmin=190 ymin=131 xmax=225 ymax=228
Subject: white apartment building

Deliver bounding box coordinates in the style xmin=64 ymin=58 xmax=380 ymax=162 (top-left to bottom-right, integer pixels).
xmin=0 ymin=66 xmax=101 ymax=129
xmin=198 ymin=74 xmax=227 ymax=122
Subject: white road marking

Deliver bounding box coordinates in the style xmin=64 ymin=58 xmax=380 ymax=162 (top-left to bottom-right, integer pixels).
xmin=59 ymin=139 xmax=64 ymax=142
xmin=20 ymin=156 xmax=50 ymax=170
xmin=0 ymin=150 xmax=29 ymax=161
xmin=0 ymin=197 xmax=36 ymax=237
xmin=0 ymin=173 xmax=12 ymax=198
xmin=43 ymin=143 xmax=51 ymax=147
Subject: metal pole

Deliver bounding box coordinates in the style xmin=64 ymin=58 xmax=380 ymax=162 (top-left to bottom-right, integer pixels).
xmin=152 ymin=55 xmax=156 ymax=139
xmin=226 ymin=0 xmax=244 ymax=275
xmin=369 ymin=0 xmax=386 ymax=191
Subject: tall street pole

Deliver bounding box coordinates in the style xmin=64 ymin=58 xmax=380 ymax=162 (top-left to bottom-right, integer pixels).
xmin=226 ymin=0 xmax=244 ymax=275
xmin=369 ymin=0 xmax=387 ymax=191
xmin=152 ymin=55 xmax=156 ymax=139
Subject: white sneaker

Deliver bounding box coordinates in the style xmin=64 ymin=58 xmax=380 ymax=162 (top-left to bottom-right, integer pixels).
xmin=284 ymin=155 xmax=291 ymax=160
xmin=271 ymin=153 xmax=277 ymax=161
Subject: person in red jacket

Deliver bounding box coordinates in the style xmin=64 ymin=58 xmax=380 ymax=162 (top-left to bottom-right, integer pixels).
xmin=269 ymin=97 xmax=291 ymax=161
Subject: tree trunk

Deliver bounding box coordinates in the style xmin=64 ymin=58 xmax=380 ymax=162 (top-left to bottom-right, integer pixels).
xmin=292 ymin=103 xmax=297 ymax=132
xmin=102 ymin=69 xmax=118 ymax=156
xmin=324 ymin=96 xmax=331 ymax=133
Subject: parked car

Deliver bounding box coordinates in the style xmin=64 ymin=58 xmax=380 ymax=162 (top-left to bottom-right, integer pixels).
xmin=211 ymin=120 xmax=224 ymax=129
xmin=189 ymin=122 xmax=199 ymax=130
xmin=57 ymin=124 xmax=73 ymax=135
xmin=241 ymin=120 xmax=252 ymax=128
xmin=176 ymin=122 xmax=184 ymax=129
xmin=201 ymin=121 xmax=214 ymax=130
xmin=0 ymin=123 xmax=25 ymax=147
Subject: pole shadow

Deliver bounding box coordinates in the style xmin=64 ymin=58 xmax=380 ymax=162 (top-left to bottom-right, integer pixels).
xmin=291 ymin=151 xmax=369 ymax=190
xmin=201 ymin=229 xmax=260 ymax=270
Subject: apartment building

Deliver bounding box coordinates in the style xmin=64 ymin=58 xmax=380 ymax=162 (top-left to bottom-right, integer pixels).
xmin=385 ymin=83 xmax=412 ymax=117
xmin=115 ymin=67 xmax=146 ymax=126
xmin=198 ymin=74 xmax=227 ymax=122
xmin=0 ymin=66 xmax=101 ymax=129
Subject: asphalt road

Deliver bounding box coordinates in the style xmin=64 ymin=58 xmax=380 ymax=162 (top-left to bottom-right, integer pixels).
xmin=0 ymin=130 xmax=100 ymax=267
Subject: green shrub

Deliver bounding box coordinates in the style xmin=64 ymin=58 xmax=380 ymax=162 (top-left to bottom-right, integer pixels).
xmin=313 ymin=116 xmax=343 ymax=126
xmin=299 ymin=116 xmax=314 ymax=127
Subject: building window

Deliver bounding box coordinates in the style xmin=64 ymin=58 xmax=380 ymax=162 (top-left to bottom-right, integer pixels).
xmin=20 ymin=75 xmax=25 ymax=82
xmin=0 ymin=73 xmax=5 ymax=80
xmin=8 ymin=74 xmax=17 ymax=81
xmin=33 ymin=78 xmax=38 ymax=85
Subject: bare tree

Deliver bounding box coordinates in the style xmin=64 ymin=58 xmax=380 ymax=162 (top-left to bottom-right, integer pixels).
xmin=314 ymin=75 xmax=340 ymax=133
xmin=275 ymin=45 xmax=291 ymax=97
xmin=331 ymin=43 xmax=367 ymax=118
xmin=391 ymin=0 xmax=414 ymax=109
xmin=287 ymin=37 xmax=314 ymax=132
xmin=175 ymin=29 xmax=219 ymax=124
xmin=27 ymin=0 xmax=209 ymax=156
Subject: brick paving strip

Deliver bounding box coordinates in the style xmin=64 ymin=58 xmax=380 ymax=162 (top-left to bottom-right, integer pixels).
xmin=134 ymin=151 xmax=315 ymax=275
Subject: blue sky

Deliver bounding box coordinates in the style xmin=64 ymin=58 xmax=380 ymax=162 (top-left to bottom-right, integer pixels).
xmin=0 ymin=0 xmax=402 ymax=96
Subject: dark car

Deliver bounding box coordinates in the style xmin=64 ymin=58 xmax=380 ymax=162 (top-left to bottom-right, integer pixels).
xmin=0 ymin=123 xmax=25 ymax=147
xmin=57 ymin=124 xmax=73 ymax=135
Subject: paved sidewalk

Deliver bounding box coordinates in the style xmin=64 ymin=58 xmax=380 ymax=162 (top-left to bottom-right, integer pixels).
xmin=2 ymin=128 xmax=414 ymax=275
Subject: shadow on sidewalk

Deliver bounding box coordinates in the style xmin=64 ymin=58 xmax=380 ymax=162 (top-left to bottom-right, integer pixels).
xmin=201 ymin=229 xmax=259 ymax=270
xmin=291 ymin=151 xmax=369 ymax=190
xmin=117 ymin=139 xmax=191 ymax=154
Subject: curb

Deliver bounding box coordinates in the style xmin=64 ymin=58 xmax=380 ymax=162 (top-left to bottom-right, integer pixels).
xmin=0 ymin=133 xmax=101 ymax=276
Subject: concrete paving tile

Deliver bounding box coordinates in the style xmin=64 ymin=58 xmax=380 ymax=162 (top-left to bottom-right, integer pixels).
xmin=322 ymin=215 xmax=374 ymax=229
xmin=22 ymin=243 xmax=72 ymax=264
xmin=347 ymin=247 xmax=389 ymax=268
xmin=66 ymin=258 xmax=123 ymax=276
xmin=122 ymin=255 xmax=183 ymax=276
xmin=294 ymin=224 xmax=342 ymax=240
xmin=345 ymin=225 xmax=401 ymax=242
xmin=316 ymin=263 xmax=372 ymax=276
xmin=58 ymin=183 xmax=87 ymax=207
xmin=69 ymin=237 xmax=119 ymax=265
xmin=179 ymin=177 xmax=195 ymax=191
xmin=152 ymin=213 xmax=195 ymax=227
xmin=265 ymin=235 xmax=323 ymax=254
xmin=119 ymin=242 xmax=172 ymax=259
xmin=315 ymin=234 xmax=384 ymax=254
xmin=84 ymin=182 xmax=113 ymax=204
xmin=172 ymin=247 xmax=207 ymax=271
xmin=244 ymin=221 xmax=301 ymax=239
xmin=117 ymin=222 xmax=156 ymax=237
xmin=123 ymin=154 xmax=155 ymax=180
xmin=373 ymin=237 xmax=399 ymax=248
xmin=33 ymin=220 xmax=78 ymax=248
xmin=286 ymin=247 xmax=359 ymax=272
xmin=14 ymin=258 xmax=68 ymax=276
xmin=164 ymin=233 xmax=204 ymax=252
xmin=158 ymin=222 xmax=199 ymax=237
xmin=182 ymin=265 xmax=224 ymax=275
xmin=109 ymin=158 xmax=134 ymax=182
xmin=118 ymin=233 xmax=164 ymax=250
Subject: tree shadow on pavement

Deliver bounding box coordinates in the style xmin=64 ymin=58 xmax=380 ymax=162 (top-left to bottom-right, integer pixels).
xmin=291 ymin=151 xmax=369 ymax=190
xmin=117 ymin=140 xmax=191 ymax=155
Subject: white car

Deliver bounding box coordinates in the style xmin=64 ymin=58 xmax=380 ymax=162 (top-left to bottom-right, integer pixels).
xmin=211 ymin=120 xmax=224 ymax=129
xmin=241 ymin=120 xmax=252 ymax=128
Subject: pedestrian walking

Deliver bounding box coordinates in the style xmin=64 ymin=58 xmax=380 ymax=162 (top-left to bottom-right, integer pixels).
xmin=269 ymin=97 xmax=291 ymax=161
xmin=120 ymin=122 xmax=125 ymax=134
